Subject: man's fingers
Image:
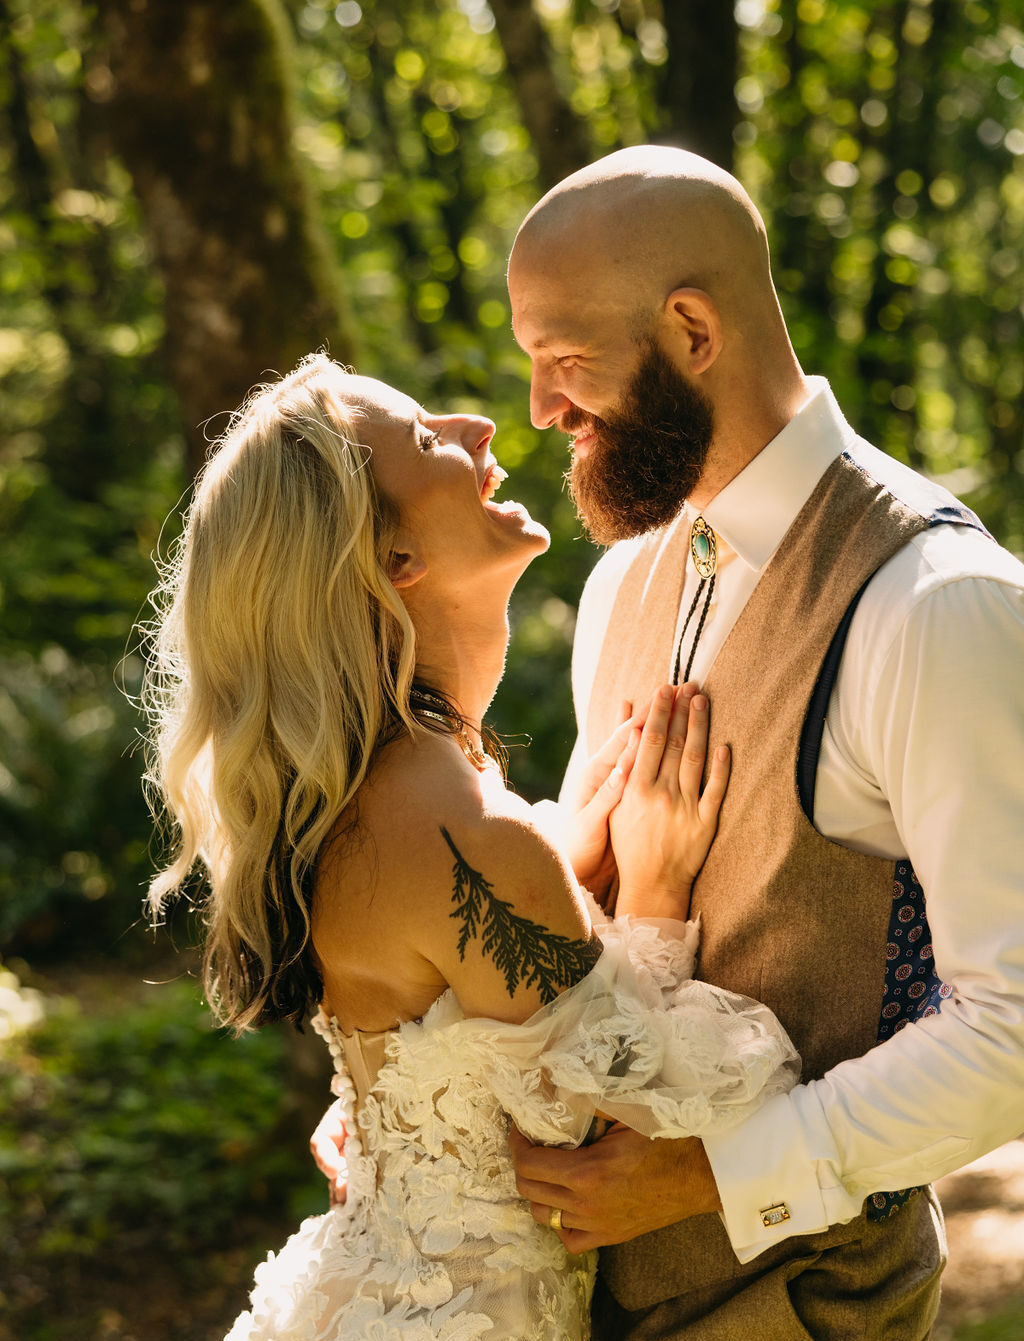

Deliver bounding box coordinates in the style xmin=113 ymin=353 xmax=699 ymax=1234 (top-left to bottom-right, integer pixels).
xmin=526 ymin=1202 xmax=624 ymax=1252
xmin=514 ymin=1165 xmax=580 ymax=1217
xmin=528 ymin=1197 xmax=571 ymax=1229
xmin=309 ymin=1100 xmax=347 ymax=1176
xmin=311 ymin=1137 xmax=348 ymax=1204
xmin=309 ymin=1099 xmax=351 ymax=1209
xmin=509 ymin=1125 xmax=593 ymax=1220
xmin=328 ymin=1179 xmax=348 ymax=1207
xmin=699 ymin=744 xmax=731 ymax=824
xmin=560 ymin=1226 xmax=608 ymax=1252
xmin=508 ymin=1126 xmax=574 ymax=1187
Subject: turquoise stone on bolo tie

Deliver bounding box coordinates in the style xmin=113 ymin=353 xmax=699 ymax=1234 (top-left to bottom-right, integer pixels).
xmin=689 ymin=514 xmax=718 ymax=580
xmin=673 ymin=515 xmax=719 ymax=684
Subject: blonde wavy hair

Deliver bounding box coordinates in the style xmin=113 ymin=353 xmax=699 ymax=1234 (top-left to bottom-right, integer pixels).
xmin=142 ymin=353 xmax=423 ymax=1032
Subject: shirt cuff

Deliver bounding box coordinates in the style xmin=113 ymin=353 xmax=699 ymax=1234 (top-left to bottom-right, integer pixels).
xmin=702 ymin=1089 xmax=863 ymax=1263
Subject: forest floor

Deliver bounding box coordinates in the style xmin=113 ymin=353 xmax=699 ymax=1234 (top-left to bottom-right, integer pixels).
xmin=7 ymin=1143 xmax=1023 ymax=1341
xmin=4 ymin=951 xmax=1023 ymax=1340
xmin=933 ymin=1139 xmax=1024 ymax=1339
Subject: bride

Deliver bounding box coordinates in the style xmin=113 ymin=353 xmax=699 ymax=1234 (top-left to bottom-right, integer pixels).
xmin=141 ymin=352 xmax=798 ymax=1340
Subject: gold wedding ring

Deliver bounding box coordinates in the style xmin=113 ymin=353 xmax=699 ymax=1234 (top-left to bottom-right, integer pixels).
xmin=548 ymin=1206 xmax=563 ymax=1231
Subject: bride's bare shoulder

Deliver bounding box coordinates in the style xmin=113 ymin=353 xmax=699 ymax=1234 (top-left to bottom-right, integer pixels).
xmin=364 ymin=732 xmax=584 ymax=922
xmin=316 ymin=730 xmax=596 ymax=1022
xmin=360 ymin=730 xmax=556 ymax=870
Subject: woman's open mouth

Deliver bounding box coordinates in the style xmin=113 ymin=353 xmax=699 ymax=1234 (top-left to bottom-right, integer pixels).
xmin=480 ymin=462 xmax=508 ymax=503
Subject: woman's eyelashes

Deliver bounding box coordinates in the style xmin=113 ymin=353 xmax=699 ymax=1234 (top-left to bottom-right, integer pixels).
xmin=419 ymin=430 xmax=440 ymax=451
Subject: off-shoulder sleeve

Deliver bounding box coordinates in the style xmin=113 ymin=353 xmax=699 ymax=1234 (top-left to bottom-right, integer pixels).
xmin=429 ymin=915 xmax=801 ymax=1148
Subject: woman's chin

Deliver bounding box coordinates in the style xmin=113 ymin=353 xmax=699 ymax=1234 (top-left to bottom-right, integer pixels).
xmin=501 ymin=521 xmax=551 ymax=588
xmin=490 ymin=501 xmax=550 ymax=553
xmin=521 ymin=518 xmax=552 ymax=560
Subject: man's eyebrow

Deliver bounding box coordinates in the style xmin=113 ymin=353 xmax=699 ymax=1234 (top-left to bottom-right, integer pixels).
xmin=513 ymin=330 xmax=578 ymax=356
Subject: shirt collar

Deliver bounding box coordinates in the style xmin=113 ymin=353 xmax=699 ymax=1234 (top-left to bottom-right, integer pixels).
xmin=696 ymin=377 xmax=857 ymax=573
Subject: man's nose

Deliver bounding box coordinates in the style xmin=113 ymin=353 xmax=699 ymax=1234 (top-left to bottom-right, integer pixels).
xmin=529 ymin=372 xmax=572 ymax=430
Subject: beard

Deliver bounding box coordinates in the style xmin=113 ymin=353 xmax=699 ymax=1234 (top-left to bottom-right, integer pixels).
xmin=566 ymin=340 xmax=714 ymax=546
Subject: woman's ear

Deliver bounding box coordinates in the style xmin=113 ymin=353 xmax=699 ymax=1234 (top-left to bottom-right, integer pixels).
xmin=388 ymin=545 xmax=428 ymax=589
xmin=662 ymin=288 xmax=722 ymax=375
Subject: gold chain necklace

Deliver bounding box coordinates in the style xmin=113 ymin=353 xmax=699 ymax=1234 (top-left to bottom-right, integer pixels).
xmin=410 ymin=687 xmax=491 ymax=773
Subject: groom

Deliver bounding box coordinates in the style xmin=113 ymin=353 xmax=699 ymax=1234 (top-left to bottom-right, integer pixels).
xmin=505 ymin=147 xmax=1024 ymax=1338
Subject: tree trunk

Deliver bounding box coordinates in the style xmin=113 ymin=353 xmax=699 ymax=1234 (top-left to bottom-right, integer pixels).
xmin=488 ymin=0 xmax=592 ymax=191
xmin=659 ymin=0 xmax=738 ymax=170
xmin=91 ymin=0 xmax=355 ymax=476
xmin=856 ymin=0 xmax=930 ymax=465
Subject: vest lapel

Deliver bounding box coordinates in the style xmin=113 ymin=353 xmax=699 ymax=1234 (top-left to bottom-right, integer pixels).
xmin=587 ymin=510 xmax=690 ymax=751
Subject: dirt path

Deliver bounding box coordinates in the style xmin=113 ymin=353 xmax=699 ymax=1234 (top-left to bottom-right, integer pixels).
xmin=934 ymin=1139 xmax=1024 ymax=1337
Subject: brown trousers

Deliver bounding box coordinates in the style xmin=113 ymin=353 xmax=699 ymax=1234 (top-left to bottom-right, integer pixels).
xmin=591 ymin=1190 xmax=946 ymax=1341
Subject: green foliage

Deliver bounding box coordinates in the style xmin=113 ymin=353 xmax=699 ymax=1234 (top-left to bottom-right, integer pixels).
xmin=1 ymin=0 xmax=1022 ymax=945
xmin=0 ymin=651 xmax=150 ymax=948
xmin=952 ymin=1299 xmax=1024 ymax=1340
xmin=738 ymin=0 xmax=1024 ymax=549
xmin=0 ymin=971 xmax=321 ymax=1266
xmin=0 ymin=0 xmax=186 ymax=954
xmin=1 ymin=3 xmax=1022 ymax=1334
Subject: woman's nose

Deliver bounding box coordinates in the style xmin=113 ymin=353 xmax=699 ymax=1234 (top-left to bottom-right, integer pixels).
xmin=453 ymin=415 xmax=495 ymax=456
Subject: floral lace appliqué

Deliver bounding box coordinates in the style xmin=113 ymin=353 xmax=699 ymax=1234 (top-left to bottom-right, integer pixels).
xmin=226 ymin=915 xmax=798 ymax=1341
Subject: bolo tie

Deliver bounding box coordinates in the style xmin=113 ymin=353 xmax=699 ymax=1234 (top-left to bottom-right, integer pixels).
xmin=671 ymin=515 xmax=718 ymax=686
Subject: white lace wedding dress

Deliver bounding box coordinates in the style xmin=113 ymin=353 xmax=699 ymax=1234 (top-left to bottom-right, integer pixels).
xmin=225 ymin=914 xmax=799 ymax=1340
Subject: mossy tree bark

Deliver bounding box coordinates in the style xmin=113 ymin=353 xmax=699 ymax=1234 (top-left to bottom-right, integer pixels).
xmin=659 ymin=1 xmax=738 ymax=171
xmin=488 ymin=0 xmax=592 ymax=191
xmin=91 ymin=0 xmax=355 ymax=477
xmin=1 ymin=0 xmax=124 ymax=501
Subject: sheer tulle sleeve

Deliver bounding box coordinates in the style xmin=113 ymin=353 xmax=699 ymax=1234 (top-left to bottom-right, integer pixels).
xmin=402 ymin=912 xmax=801 ymax=1149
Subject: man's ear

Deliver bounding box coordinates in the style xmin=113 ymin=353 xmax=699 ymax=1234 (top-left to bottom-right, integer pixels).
xmin=662 ymin=288 xmax=722 ymax=375
xmin=388 ymin=544 xmax=428 ymax=589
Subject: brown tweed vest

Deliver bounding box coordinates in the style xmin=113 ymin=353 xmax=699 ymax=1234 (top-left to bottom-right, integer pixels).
xmin=587 ymin=452 xmax=941 ymax=1309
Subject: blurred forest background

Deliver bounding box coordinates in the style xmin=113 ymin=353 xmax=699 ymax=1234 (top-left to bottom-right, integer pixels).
xmin=1 ymin=0 xmax=1023 ymax=1337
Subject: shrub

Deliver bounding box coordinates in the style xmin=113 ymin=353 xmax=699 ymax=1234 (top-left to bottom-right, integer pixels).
xmin=0 ymin=970 xmax=322 ymax=1269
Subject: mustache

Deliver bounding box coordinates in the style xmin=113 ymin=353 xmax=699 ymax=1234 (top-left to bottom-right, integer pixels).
xmin=562 ymin=404 xmax=605 ymax=438
xmin=563 ymin=400 xmax=700 ymax=451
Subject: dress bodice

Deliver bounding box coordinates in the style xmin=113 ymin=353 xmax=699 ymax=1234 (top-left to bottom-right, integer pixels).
xmin=228 ymin=915 xmax=799 ymax=1341
xmin=326 ymin=1018 xmax=394 ymax=1110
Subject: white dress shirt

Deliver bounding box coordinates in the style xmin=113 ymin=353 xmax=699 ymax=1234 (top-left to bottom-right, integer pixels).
xmin=559 ymin=378 xmax=1024 ymax=1262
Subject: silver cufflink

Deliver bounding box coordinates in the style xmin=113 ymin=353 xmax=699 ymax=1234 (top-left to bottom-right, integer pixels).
xmin=760 ymin=1203 xmax=791 ymax=1228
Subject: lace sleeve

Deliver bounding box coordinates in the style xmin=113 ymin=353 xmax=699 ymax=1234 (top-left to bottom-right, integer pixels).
xmin=442 ymin=914 xmax=800 ymax=1148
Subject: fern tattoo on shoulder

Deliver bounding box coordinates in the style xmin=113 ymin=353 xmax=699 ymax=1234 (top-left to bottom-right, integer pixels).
xmin=440 ymin=827 xmax=601 ymax=1004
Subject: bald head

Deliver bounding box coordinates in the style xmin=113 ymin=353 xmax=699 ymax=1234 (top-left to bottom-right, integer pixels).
xmin=510 ymin=145 xmax=774 ymax=340
xmin=508 ymin=147 xmax=808 ymax=504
